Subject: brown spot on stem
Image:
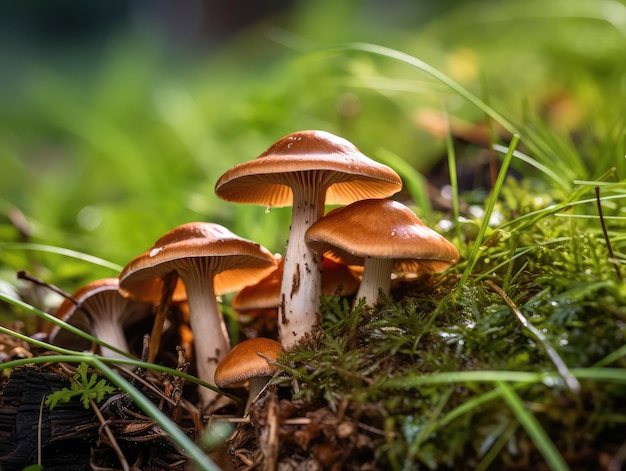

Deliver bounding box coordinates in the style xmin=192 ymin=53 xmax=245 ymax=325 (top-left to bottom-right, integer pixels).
xmin=280 ymin=293 xmax=288 ymax=325
xmin=208 ymin=350 xmax=220 ymax=364
xmin=291 ymin=263 xmax=301 ymax=298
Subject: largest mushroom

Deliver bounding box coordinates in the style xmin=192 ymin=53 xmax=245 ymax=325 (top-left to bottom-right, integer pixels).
xmin=118 ymin=222 xmax=276 ymax=407
xmin=215 ymin=130 xmax=402 ymax=348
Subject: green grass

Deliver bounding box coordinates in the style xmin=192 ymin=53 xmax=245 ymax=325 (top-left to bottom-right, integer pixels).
xmin=1 ymin=0 xmax=625 ymax=469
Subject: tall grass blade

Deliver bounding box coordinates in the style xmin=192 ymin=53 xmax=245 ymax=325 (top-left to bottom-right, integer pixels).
xmin=496 ymin=381 xmax=570 ymax=471
xmin=0 ymin=242 xmax=123 ymax=272
xmin=314 ymin=43 xmax=519 ymax=136
xmin=459 ymin=134 xmax=520 ymax=286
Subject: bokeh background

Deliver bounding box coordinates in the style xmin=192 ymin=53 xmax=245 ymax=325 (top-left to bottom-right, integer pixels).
xmin=1 ymin=0 xmax=625 ymax=322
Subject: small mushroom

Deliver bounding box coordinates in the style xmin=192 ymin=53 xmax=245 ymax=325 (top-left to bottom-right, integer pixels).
xmin=214 ymin=337 xmax=283 ymax=414
xmin=48 ymin=278 xmax=152 ymax=360
xmin=118 ymin=222 xmax=277 ymax=407
xmin=215 ymin=130 xmax=402 ymax=348
xmin=305 ymin=199 xmax=460 ymax=307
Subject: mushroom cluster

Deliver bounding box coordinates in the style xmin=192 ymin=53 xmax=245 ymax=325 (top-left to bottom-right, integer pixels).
xmin=46 ymin=129 xmax=459 ymax=412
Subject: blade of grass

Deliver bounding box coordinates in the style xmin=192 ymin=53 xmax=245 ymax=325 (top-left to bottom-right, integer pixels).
xmin=443 ymin=104 xmax=462 ymax=242
xmin=0 ymin=307 xmax=231 ymax=400
xmin=407 ymin=386 xmax=454 ymax=460
xmin=501 ymin=191 xmax=626 ymax=232
xmin=381 ymin=367 xmax=626 ymax=389
xmin=318 ymin=43 xmax=519 ymax=136
xmin=0 ymin=291 xmax=134 ymax=360
xmin=593 ymin=344 xmax=626 ymax=368
xmin=475 ymin=420 xmax=519 ymax=471
xmin=0 ymin=324 xmax=79 ymax=357
xmin=485 ymin=280 xmax=581 ymax=394
xmin=459 ymin=134 xmax=520 ymax=287
xmin=382 ymin=370 xmax=547 ymax=388
xmin=0 ymin=242 xmax=123 ymax=272
xmin=492 ymin=144 xmax=570 ymax=191
xmin=0 ymin=354 xmax=221 ymax=470
xmin=0 ymin=352 xmax=231 ymax=401
xmin=91 ymin=357 xmax=221 ymax=471
xmin=375 ymin=147 xmax=431 ymax=213
xmin=496 ymin=381 xmax=570 ymax=471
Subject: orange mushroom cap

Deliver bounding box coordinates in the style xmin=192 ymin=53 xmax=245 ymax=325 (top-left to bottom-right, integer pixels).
xmin=214 ymin=130 xmax=403 ymax=208
xmin=214 ymin=337 xmax=283 ymax=389
xmin=49 ymin=278 xmax=152 ymax=358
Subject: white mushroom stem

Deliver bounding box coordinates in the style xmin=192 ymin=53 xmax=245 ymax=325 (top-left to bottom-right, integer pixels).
xmin=176 ymin=259 xmax=232 ymax=408
xmin=246 ymin=375 xmax=272 ymax=414
xmin=278 ymin=173 xmax=328 ymax=349
xmin=354 ymin=257 xmax=395 ymax=308
xmin=90 ymin=319 xmax=132 ymax=360
xmin=84 ymin=291 xmax=143 ymax=362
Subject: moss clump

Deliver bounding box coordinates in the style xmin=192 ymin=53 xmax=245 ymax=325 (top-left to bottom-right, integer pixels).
xmin=271 ymin=178 xmax=626 ymax=470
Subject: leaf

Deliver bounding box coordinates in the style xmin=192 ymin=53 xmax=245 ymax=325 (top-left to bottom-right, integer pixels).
xmin=45 ymin=362 xmax=116 ymax=410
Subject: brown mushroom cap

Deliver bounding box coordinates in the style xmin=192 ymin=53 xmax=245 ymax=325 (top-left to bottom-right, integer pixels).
xmin=214 ymin=130 xmax=403 ymax=208
xmin=232 ymin=254 xmax=284 ymax=312
xmin=119 ymin=222 xmax=277 ymax=297
xmin=306 ymin=199 xmax=460 ymax=274
xmin=49 ymin=278 xmax=152 ymax=358
xmin=214 ymin=337 xmax=283 ymax=388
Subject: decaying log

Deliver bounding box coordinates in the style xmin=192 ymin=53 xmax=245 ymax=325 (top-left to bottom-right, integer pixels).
xmin=0 ymin=365 xmax=190 ymax=471
xmin=0 ymin=366 xmax=97 ymax=471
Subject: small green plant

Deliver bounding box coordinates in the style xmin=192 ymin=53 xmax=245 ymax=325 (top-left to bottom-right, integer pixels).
xmin=45 ymin=362 xmax=116 ymax=409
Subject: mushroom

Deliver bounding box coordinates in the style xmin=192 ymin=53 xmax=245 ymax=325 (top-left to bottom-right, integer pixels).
xmin=118 ymin=222 xmax=277 ymax=407
xmin=305 ymin=199 xmax=460 ymax=307
xmin=48 ymin=278 xmax=152 ymax=360
xmin=214 ymin=337 xmax=282 ymax=414
xmin=215 ymin=130 xmax=402 ymax=348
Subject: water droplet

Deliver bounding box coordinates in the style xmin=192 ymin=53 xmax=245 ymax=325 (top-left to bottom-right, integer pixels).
xmin=390 ymin=230 xmax=396 ymax=237
xmin=542 ymin=375 xmax=562 ymax=387
xmin=150 ymin=247 xmax=163 ymax=257
xmin=265 ymin=206 xmax=271 ymax=214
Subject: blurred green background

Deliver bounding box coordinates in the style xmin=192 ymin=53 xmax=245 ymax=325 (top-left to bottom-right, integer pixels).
xmin=1 ymin=0 xmax=625 ymax=319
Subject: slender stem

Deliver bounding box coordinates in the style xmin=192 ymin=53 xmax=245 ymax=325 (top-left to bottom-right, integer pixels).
xmin=278 ymin=177 xmax=325 ymax=349
xmin=354 ymin=257 xmax=394 ymax=308
xmin=91 ymin=319 xmax=132 ymax=360
xmin=595 ymin=186 xmax=622 ymax=280
xmin=181 ymin=266 xmax=231 ymax=408
xmin=148 ymin=270 xmax=178 ymax=363
xmin=245 ymin=375 xmax=271 ymax=415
